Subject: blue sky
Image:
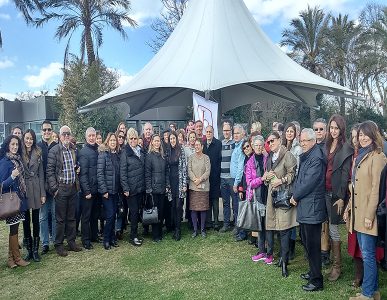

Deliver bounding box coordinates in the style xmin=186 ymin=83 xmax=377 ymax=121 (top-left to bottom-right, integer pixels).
xmin=0 ymin=0 xmax=376 ymax=100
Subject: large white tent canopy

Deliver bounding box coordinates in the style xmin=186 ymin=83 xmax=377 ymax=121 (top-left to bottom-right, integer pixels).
xmin=79 ymin=0 xmax=356 ymax=115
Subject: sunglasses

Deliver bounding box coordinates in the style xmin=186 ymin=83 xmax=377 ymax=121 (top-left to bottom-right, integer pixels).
xmin=243 ymin=145 xmax=250 ymax=150
xmin=268 ymin=138 xmax=277 ymax=144
xmin=129 ymin=137 xmax=138 ymax=140
xmin=118 ymin=136 xmax=125 ymax=139
xmin=61 ymin=132 xmax=71 ymax=136
xmin=314 ymin=128 xmax=324 ymax=132
xmin=42 ymin=128 xmax=52 ymax=132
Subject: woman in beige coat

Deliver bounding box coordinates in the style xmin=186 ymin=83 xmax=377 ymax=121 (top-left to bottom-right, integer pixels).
xmin=264 ymin=131 xmax=297 ymax=277
xmin=188 ymin=138 xmax=211 ymax=238
xmin=21 ymin=129 xmax=46 ymax=262
xmin=345 ymin=121 xmax=386 ymax=300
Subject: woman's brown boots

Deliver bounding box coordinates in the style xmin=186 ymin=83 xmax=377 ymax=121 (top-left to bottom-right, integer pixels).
xmin=7 ymin=235 xmax=30 ymax=268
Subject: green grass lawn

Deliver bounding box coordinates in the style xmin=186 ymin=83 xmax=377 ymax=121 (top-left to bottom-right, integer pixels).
xmin=0 ymin=224 xmax=385 ymax=300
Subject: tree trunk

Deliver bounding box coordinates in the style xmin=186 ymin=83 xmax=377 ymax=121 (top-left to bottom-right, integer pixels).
xmin=339 ymin=73 xmax=345 ymax=116
xmin=85 ymin=26 xmax=95 ymax=66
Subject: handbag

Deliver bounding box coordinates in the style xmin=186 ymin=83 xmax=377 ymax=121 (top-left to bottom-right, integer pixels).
xmin=236 ymin=188 xmax=262 ymax=231
xmin=0 ymin=183 xmax=21 ymax=220
xmin=142 ymin=194 xmax=159 ymax=225
xmin=272 ymin=186 xmax=292 ymax=210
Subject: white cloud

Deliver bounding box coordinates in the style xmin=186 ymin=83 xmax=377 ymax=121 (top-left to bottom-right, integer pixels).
xmin=244 ymin=0 xmax=356 ymax=25
xmin=0 ymin=13 xmax=10 ymax=20
xmin=0 ymin=92 xmax=16 ymax=100
xmin=0 ymin=0 xmax=9 ymax=7
xmin=0 ymin=58 xmax=14 ymax=69
xmin=23 ymin=62 xmax=62 ymax=88
xmin=129 ymin=0 xmax=163 ymax=27
xmin=108 ymin=68 xmax=135 ymax=86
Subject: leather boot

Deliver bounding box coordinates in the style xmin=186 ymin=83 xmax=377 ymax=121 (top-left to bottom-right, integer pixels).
xmin=32 ymin=237 xmax=41 ymax=262
xmin=281 ymin=258 xmax=289 ymax=277
xmin=7 ymin=236 xmax=17 ymax=269
xmin=328 ymin=241 xmax=341 ymax=281
xmin=24 ymin=237 xmax=33 ymax=261
xmin=175 ymin=229 xmax=181 ymax=241
xmin=289 ymin=239 xmax=296 ymax=261
xmin=351 ymin=258 xmax=363 ymax=288
xmin=10 ymin=235 xmax=30 ymax=267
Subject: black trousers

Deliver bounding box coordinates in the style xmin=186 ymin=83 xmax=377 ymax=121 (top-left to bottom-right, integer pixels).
xmin=164 ymin=195 xmax=172 ymax=231
xmin=55 ymin=183 xmax=77 ymax=246
xmin=206 ymin=196 xmax=220 ymax=227
xmin=300 ymin=223 xmax=323 ymax=287
xmin=280 ymin=228 xmax=292 ymax=262
xmin=152 ymin=193 xmax=165 ymax=240
xmin=81 ymin=194 xmax=99 ymax=244
xmin=171 ymin=195 xmax=183 ymax=231
xmin=127 ymin=193 xmax=142 ymax=240
xmin=23 ymin=208 xmax=40 ymax=238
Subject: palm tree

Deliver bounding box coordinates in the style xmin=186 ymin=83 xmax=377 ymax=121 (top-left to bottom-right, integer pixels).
xmin=0 ymin=0 xmax=44 ymax=48
xmin=280 ymin=5 xmax=330 ymax=75
xmin=36 ymin=0 xmax=137 ymax=65
xmin=322 ymin=14 xmax=361 ymax=115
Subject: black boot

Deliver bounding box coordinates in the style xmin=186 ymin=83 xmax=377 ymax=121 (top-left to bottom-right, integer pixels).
xmin=281 ymin=259 xmax=289 ymax=277
xmin=175 ymin=229 xmax=181 ymax=241
xmin=24 ymin=237 xmax=33 ymax=261
xmin=32 ymin=237 xmax=41 ymax=262
xmin=277 ymin=257 xmax=283 ymax=267
xmin=289 ymin=239 xmax=296 ymax=261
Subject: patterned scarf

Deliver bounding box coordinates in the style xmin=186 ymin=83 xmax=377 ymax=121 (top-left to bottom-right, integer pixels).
xmin=6 ymin=152 xmax=27 ymax=196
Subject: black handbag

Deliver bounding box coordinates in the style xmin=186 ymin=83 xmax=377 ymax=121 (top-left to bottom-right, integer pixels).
xmin=272 ymin=186 xmax=292 ymax=210
xmin=142 ymin=194 xmax=159 ymax=225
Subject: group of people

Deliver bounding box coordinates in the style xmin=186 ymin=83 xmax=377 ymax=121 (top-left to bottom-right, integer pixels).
xmin=1 ymin=116 xmax=386 ymax=300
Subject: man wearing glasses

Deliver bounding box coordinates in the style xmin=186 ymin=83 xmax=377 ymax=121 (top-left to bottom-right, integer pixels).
xmin=37 ymin=120 xmax=57 ymax=255
xmin=312 ymin=118 xmax=330 ymax=266
xmin=47 ymin=126 xmax=82 ymax=256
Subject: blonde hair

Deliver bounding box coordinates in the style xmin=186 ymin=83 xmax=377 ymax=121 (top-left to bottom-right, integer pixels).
xmin=126 ymin=127 xmax=139 ymax=140
xmin=148 ymin=134 xmax=165 ymax=158
xmin=251 ymin=121 xmax=262 ymax=134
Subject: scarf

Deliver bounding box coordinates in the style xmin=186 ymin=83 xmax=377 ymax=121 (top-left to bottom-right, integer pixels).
xmin=352 ymin=145 xmax=372 ymax=185
xmin=6 ymin=152 xmax=27 ymax=196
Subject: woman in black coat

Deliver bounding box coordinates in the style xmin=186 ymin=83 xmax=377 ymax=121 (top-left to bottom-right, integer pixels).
xmin=167 ymin=132 xmax=187 ymax=241
xmin=120 ymin=128 xmax=145 ymax=246
xmin=97 ymin=133 xmax=121 ymax=250
xmin=325 ymin=114 xmax=354 ymax=281
xmin=145 ymin=134 xmax=170 ymax=242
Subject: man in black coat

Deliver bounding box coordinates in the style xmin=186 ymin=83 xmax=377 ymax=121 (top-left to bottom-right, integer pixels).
xmin=291 ymin=128 xmax=327 ymax=292
xmin=203 ymin=125 xmax=222 ymax=230
xmin=78 ymin=127 xmax=99 ymax=249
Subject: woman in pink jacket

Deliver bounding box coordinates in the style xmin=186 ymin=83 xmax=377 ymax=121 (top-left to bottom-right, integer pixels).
xmin=246 ymin=136 xmax=272 ymax=264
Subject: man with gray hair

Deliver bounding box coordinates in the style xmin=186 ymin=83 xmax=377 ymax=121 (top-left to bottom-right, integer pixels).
xmin=47 ymin=125 xmax=82 ymax=256
xmin=291 ymin=128 xmax=327 ymax=292
xmin=79 ymin=127 xmax=99 ymax=250
xmin=313 ymin=118 xmax=327 ymax=146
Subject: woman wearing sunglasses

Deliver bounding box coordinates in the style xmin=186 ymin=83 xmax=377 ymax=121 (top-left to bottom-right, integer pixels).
xmin=264 ymin=131 xmax=297 ymax=277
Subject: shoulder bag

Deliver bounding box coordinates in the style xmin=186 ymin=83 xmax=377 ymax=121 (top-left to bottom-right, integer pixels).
xmin=0 ymin=183 xmax=21 ymax=220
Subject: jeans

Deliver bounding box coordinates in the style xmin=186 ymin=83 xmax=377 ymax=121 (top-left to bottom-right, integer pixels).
xmin=357 ymin=232 xmax=378 ymax=297
xmin=102 ymin=194 xmax=117 ymax=244
xmin=258 ymin=217 xmax=274 ymax=256
xmin=40 ymin=195 xmax=56 ymax=246
xmin=220 ymin=177 xmax=239 ymax=227
xmin=325 ymin=192 xmax=340 ymax=241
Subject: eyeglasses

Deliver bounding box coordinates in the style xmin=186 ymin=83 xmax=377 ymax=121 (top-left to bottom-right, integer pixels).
xmin=118 ymin=136 xmax=125 ymax=139
xmin=314 ymin=128 xmax=324 ymax=132
xmin=243 ymin=145 xmax=250 ymax=150
xmin=61 ymin=132 xmax=71 ymax=137
xmin=42 ymin=128 xmax=52 ymax=132
xmin=129 ymin=137 xmax=138 ymax=140
xmin=223 ymin=129 xmax=231 ymax=132
xmin=268 ymin=138 xmax=277 ymax=144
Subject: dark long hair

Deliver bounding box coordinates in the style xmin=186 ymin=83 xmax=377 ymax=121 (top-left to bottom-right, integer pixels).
xmin=358 ymin=121 xmax=383 ymax=153
xmin=0 ymin=135 xmax=22 ymax=159
xmin=168 ymin=131 xmax=181 ymax=162
xmin=282 ymin=123 xmax=297 ymax=150
xmin=326 ymin=114 xmax=346 ymax=152
xmin=22 ymin=129 xmax=40 ymax=162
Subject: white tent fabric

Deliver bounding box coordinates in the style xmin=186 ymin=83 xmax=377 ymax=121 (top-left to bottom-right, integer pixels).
xmin=79 ymin=0 xmax=355 ymax=115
